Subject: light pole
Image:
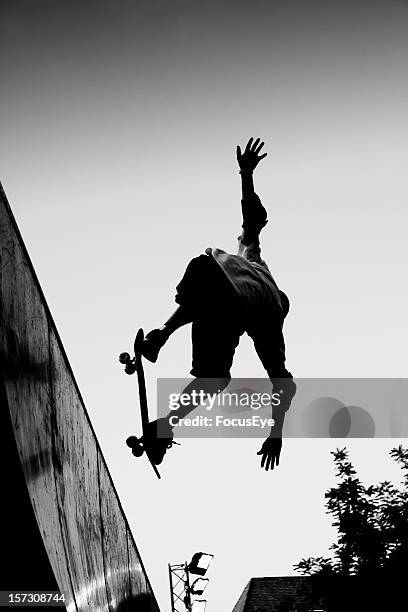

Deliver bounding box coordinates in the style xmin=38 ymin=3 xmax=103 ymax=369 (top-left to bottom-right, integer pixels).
xmin=169 ymin=552 xmax=214 ymax=612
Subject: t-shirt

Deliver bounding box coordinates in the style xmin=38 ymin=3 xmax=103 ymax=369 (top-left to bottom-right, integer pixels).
xmin=205 ymin=236 xmax=285 ymax=315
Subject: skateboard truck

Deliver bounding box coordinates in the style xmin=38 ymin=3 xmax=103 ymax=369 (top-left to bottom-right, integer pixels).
xmin=119 ymin=352 xmax=137 ymax=375
xmin=119 ymin=328 xmax=161 ymax=479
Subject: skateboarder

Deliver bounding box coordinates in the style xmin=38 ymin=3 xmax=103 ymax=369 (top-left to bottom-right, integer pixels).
xmin=142 ymin=138 xmax=296 ymax=471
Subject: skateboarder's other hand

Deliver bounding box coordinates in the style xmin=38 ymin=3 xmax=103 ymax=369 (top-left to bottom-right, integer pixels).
xmin=236 ymin=137 xmax=267 ymax=173
xmin=257 ymin=437 xmax=282 ymax=471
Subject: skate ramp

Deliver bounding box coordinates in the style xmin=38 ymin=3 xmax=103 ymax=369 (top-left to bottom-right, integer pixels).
xmin=0 ymin=183 xmax=160 ymax=612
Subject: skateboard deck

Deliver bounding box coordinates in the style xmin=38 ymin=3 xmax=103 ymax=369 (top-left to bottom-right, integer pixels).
xmin=119 ymin=328 xmax=161 ymax=479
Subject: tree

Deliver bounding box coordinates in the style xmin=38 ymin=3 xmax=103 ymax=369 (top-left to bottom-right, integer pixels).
xmin=294 ymin=446 xmax=408 ymax=607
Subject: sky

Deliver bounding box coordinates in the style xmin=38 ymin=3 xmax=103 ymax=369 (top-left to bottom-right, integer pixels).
xmin=1 ymin=1 xmax=408 ymax=611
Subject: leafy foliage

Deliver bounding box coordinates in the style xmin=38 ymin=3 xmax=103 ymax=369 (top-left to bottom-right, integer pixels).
xmin=294 ymin=446 xmax=408 ymax=578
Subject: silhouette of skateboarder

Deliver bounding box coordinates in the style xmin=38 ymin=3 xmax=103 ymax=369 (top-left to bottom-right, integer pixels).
xmin=141 ymin=138 xmax=296 ymax=471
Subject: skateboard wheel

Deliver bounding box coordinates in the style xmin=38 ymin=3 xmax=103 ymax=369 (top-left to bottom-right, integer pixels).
xmin=125 ymin=363 xmax=136 ymax=375
xmin=126 ymin=436 xmax=139 ymax=448
xmin=132 ymin=446 xmax=144 ymax=457
xmin=119 ymin=352 xmax=131 ymax=364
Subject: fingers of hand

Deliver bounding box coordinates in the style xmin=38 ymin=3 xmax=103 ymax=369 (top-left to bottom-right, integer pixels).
xmin=244 ymin=137 xmax=253 ymax=154
xmin=275 ymin=442 xmax=281 ymax=467
xmin=252 ymin=137 xmax=260 ymax=151
xmin=238 ymin=138 xmax=267 ymax=170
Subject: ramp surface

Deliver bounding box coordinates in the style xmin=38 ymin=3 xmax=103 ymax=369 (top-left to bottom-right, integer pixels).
xmin=0 ymin=184 xmax=160 ymax=612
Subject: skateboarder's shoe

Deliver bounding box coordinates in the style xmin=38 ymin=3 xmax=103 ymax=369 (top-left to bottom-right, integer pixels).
xmin=143 ymin=418 xmax=175 ymax=465
xmin=141 ymin=329 xmax=169 ymax=363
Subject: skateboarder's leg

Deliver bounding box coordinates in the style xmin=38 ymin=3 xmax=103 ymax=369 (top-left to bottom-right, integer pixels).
xmin=166 ymin=376 xmax=232 ymax=426
xmin=162 ymin=306 xmax=193 ymax=334
xmin=163 ymin=315 xmax=244 ymax=424
xmin=190 ymin=314 xmax=243 ymax=377
xmin=141 ymin=306 xmax=193 ymax=362
xmin=142 ymin=253 xmax=237 ymax=362
xmin=144 ymin=316 xmax=243 ymax=461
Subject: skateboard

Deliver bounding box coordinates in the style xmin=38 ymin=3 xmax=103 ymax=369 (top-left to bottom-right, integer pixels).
xmin=119 ymin=328 xmax=161 ymax=479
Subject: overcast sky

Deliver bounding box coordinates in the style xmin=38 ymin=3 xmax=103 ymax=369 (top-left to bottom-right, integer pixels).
xmin=1 ymin=1 xmax=408 ymax=611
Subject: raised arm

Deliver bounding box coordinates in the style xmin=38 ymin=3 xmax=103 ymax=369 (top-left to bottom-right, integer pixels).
xmin=236 ymin=138 xmax=268 ymax=246
xmin=236 ymin=137 xmax=266 ymax=197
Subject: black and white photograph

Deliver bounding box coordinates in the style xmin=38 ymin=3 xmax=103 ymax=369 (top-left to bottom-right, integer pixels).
xmin=1 ymin=1 xmax=408 ymax=611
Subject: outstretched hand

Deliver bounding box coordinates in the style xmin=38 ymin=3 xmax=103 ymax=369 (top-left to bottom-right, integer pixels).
xmin=237 ymin=137 xmax=267 ymax=173
xmin=257 ymin=437 xmax=282 ymax=471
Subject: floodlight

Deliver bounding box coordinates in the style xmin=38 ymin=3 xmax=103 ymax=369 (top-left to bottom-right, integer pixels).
xmin=188 ymin=552 xmax=214 ymax=576
xmin=190 ymin=578 xmax=209 ymax=596
xmin=191 ymin=600 xmax=207 ymax=612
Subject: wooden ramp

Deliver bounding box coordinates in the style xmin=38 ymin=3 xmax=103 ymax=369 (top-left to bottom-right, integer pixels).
xmin=0 ymin=183 xmax=160 ymax=612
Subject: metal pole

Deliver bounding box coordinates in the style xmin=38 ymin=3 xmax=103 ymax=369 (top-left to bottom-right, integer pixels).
xmin=184 ymin=562 xmax=192 ymax=612
xmin=169 ymin=564 xmax=176 ymax=612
